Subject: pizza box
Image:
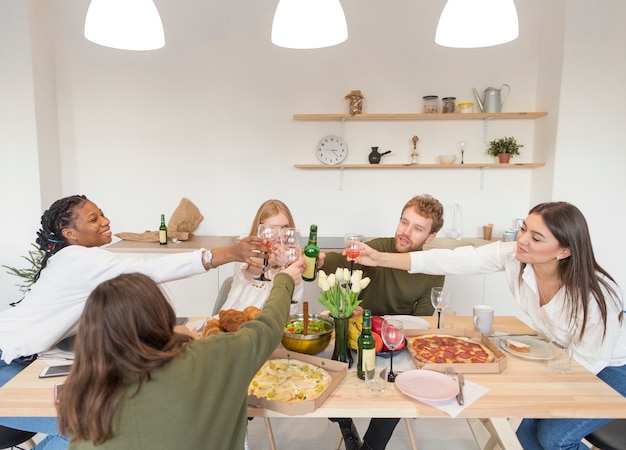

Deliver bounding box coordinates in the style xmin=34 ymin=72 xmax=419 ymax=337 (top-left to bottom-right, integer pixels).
xmin=247 ymin=348 xmax=347 ymax=415
xmin=405 ymin=328 xmax=507 ymax=373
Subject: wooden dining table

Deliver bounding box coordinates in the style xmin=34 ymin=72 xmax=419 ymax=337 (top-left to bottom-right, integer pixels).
xmin=2 ymin=316 xmax=625 ymax=450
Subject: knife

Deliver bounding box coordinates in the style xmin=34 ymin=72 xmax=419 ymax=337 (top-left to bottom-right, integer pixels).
xmin=456 ymin=373 xmax=465 ymax=405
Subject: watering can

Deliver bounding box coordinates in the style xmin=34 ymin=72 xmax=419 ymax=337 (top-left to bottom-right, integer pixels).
xmin=472 ymin=84 xmax=510 ymax=113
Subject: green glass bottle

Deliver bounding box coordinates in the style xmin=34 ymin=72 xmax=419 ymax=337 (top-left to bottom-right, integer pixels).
xmin=159 ymin=214 xmax=167 ymax=245
xmin=357 ymin=310 xmax=376 ymax=380
xmin=302 ymin=224 xmax=319 ymax=282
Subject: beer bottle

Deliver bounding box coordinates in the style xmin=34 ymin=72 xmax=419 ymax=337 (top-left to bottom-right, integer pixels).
xmin=159 ymin=214 xmax=167 ymax=245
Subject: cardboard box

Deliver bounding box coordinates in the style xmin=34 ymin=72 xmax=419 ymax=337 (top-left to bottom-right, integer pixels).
xmin=247 ymin=348 xmax=347 ymax=415
xmin=405 ymin=328 xmax=507 ymax=373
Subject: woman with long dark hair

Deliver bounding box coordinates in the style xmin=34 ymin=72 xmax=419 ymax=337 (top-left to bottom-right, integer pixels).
xmin=353 ymin=202 xmax=625 ymax=449
xmin=58 ymin=269 xmax=301 ymax=448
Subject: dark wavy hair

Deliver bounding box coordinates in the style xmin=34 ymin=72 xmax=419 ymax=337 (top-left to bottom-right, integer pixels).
xmin=522 ymin=202 xmax=621 ymax=343
xmin=34 ymin=195 xmax=88 ymax=282
xmin=58 ymin=273 xmax=193 ymax=445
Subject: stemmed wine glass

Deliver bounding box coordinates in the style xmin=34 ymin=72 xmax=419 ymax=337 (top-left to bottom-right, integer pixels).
xmin=344 ymin=233 xmax=364 ymax=281
xmin=431 ymin=287 xmax=450 ymax=329
xmin=253 ymin=224 xmax=280 ymax=281
xmin=381 ymin=319 xmax=404 ymax=382
xmin=458 ymin=140 xmax=467 ymax=164
xmin=281 ymin=227 xmax=301 ymax=267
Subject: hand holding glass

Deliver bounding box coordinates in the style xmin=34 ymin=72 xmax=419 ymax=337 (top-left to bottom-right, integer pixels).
xmin=381 ymin=319 xmax=404 ymax=382
xmin=344 ymin=233 xmax=364 ymax=279
xmin=254 ymin=224 xmax=280 ymax=281
xmin=280 ymin=228 xmax=301 ymax=266
xmin=431 ymin=287 xmax=450 ymax=329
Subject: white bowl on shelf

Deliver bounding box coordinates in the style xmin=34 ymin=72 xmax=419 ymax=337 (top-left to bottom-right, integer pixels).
xmin=438 ymin=155 xmax=457 ymax=164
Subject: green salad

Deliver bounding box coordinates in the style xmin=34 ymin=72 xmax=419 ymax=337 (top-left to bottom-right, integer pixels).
xmin=284 ymin=319 xmax=328 ymax=335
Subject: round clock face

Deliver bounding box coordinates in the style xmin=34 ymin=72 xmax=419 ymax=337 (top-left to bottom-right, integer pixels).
xmin=316 ymin=135 xmax=348 ymax=165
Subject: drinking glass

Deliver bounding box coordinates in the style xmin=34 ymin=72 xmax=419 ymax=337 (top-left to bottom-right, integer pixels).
xmin=431 ymin=287 xmax=450 ymax=329
xmin=458 ymin=140 xmax=467 ymax=164
xmin=344 ymin=233 xmax=364 ymax=280
xmin=381 ymin=319 xmax=404 ymax=382
xmin=281 ymin=227 xmax=301 ymax=266
xmin=253 ymin=224 xmax=280 ymax=281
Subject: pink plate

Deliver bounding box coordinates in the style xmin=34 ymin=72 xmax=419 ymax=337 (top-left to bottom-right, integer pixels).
xmin=395 ymin=370 xmax=459 ymax=402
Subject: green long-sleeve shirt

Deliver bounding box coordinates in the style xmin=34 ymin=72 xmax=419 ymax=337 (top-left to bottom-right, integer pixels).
xmin=69 ymin=274 xmax=294 ymax=450
xmin=323 ymin=238 xmax=444 ymax=316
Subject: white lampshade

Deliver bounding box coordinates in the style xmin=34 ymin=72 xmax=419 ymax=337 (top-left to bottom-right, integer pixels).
xmin=84 ymin=0 xmax=165 ymax=51
xmin=435 ymin=0 xmax=519 ymax=48
xmin=271 ymin=0 xmax=348 ymax=49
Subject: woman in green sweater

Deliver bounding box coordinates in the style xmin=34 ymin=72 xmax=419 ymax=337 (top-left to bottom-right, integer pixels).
xmin=58 ymin=263 xmax=302 ymax=449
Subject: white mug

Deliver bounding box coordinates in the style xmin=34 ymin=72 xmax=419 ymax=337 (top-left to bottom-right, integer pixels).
xmin=473 ymin=305 xmax=494 ymax=334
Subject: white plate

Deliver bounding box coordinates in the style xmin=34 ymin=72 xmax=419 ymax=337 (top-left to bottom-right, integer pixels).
xmin=498 ymin=336 xmax=550 ymax=360
xmin=395 ymin=370 xmax=459 ymax=402
xmin=383 ymin=315 xmax=430 ymax=330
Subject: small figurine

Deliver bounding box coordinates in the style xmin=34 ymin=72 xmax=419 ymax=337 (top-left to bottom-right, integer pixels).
xmin=345 ymin=90 xmax=364 ymax=115
xmin=410 ymin=135 xmax=419 ymax=164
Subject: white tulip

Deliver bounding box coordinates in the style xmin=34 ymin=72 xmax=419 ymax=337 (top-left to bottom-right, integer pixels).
xmin=320 ymin=278 xmax=331 ymax=292
xmin=360 ymin=277 xmax=371 ymax=289
xmin=328 ymin=273 xmax=336 ymax=287
xmin=342 ymin=268 xmax=350 ymax=281
xmin=350 ymin=282 xmax=362 ymax=294
xmin=335 ymin=267 xmax=344 ymax=281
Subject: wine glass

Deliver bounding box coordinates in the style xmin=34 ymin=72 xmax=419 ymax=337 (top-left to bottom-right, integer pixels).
xmin=381 ymin=319 xmax=404 ymax=382
xmin=253 ymin=224 xmax=280 ymax=281
xmin=431 ymin=287 xmax=450 ymax=329
xmin=281 ymin=227 xmax=301 ymax=266
xmin=458 ymin=140 xmax=467 ymax=164
xmin=344 ymin=233 xmax=364 ymax=280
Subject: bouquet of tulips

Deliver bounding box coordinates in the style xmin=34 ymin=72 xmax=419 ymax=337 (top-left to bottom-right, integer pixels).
xmin=317 ymin=268 xmax=371 ymax=319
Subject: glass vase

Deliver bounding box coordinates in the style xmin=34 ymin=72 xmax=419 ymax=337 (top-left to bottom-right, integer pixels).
xmin=331 ymin=315 xmax=353 ymax=368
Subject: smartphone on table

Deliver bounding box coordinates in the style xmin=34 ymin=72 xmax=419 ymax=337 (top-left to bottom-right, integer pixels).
xmin=39 ymin=364 xmax=72 ymax=378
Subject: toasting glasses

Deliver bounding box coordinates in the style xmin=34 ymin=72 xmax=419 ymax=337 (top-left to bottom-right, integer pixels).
xmin=281 ymin=227 xmax=301 ymax=266
xmin=253 ymin=224 xmax=280 ymax=281
xmin=344 ymin=233 xmax=364 ymax=280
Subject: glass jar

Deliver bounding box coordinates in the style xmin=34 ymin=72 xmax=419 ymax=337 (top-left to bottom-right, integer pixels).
xmin=442 ymin=97 xmax=456 ymax=113
xmin=422 ymin=95 xmax=438 ymax=113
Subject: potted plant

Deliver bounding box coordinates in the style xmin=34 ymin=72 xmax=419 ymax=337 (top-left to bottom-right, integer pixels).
xmin=487 ymin=136 xmax=523 ymax=163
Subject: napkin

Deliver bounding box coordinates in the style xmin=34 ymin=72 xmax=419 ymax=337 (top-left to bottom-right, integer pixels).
xmin=418 ymin=379 xmax=489 ymax=418
xmin=115 ymin=197 xmax=204 ymax=242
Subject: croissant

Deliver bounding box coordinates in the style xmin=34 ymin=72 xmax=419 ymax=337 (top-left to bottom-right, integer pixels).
xmin=219 ymin=309 xmax=247 ymax=332
xmin=242 ymin=305 xmax=261 ymax=321
xmin=201 ymin=318 xmax=223 ymax=338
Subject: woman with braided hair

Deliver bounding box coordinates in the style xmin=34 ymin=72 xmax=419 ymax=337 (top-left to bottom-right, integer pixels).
xmin=0 ymin=194 xmax=266 ymax=449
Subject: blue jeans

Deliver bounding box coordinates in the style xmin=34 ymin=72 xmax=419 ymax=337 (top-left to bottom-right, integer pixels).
xmin=516 ymin=364 xmax=626 ymax=449
xmin=0 ymin=352 xmax=69 ymax=449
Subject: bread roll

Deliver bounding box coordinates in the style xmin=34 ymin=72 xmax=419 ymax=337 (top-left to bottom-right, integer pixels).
xmin=242 ymin=306 xmax=261 ymax=321
xmin=201 ymin=318 xmax=223 ymax=338
xmin=219 ymin=309 xmax=247 ymax=332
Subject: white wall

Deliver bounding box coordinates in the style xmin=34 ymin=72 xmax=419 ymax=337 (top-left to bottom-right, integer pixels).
xmin=1 ymin=1 xmax=624 ymax=315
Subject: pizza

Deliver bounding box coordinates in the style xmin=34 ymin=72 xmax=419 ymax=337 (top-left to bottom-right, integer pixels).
xmin=408 ymin=334 xmax=495 ymax=364
xmin=248 ymin=359 xmax=333 ymax=403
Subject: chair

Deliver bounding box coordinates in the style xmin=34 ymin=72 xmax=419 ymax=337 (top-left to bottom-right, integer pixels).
xmin=0 ymin=425 xmax=36 ymax=450
xmin=585 ymin=420 xmax=626 ymax=450
xmin=212 ymin=276 xmax=234 ymax=316
xmin=213 ymin=276 xmax=276 ymax=450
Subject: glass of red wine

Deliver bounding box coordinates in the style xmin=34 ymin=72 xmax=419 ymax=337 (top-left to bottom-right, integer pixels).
xmin=344 ymin=233 xmax=364 ymax=281
xmin=254 ymin=224 xmax=280 ymax=281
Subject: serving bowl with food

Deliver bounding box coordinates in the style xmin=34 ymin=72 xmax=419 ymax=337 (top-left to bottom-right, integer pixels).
xmin=282 ymin=314 xmax=334 ymax=355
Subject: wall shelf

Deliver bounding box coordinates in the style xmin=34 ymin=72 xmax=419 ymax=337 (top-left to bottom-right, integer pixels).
xmin=293 ymin=112 xmax=548 ymax=121
xmin=294 ymin=163 xmax=545 ymax=169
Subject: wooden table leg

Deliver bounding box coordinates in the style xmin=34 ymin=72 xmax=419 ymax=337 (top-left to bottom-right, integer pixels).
xmin=466 ymin=418 xmax=523 ymax=450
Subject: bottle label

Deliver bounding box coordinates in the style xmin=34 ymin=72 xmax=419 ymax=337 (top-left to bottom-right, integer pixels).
xmin=303 ymin=255 xmax=317 ymax=279
xmin=363 ymin=348 xmax=376 ymax=379
xmin=159 ymin=230 xmax=167 ymax=244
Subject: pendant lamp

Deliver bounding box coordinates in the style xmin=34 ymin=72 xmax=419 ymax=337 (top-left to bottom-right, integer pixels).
xmin=435 ymin=0 xmax=519 ymax=48
xmin=271 ymin=0 xmax=348 ymax=49
xmin=84 ymin=0 xmax=165 ymax=51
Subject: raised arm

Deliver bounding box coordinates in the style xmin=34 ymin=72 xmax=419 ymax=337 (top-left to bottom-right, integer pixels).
xmin=351 ymin=242 xmax=412 ymax=271
xmin=203 ymin=235 xmax=265 ymax=270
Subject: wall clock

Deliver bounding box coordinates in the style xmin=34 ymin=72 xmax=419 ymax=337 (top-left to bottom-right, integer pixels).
xmin=316 ymin=135 xmax=348 ymax=165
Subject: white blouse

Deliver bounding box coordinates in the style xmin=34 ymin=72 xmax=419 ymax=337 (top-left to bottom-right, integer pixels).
xmin=408 ymin=241 xmax=626 ymax=374
xmin=220 ymin=262 xmax=304 ymax=316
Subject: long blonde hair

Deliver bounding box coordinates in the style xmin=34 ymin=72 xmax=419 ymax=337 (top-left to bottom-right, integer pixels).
xmin=248 ymin=199 xmax=296 ymax=235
